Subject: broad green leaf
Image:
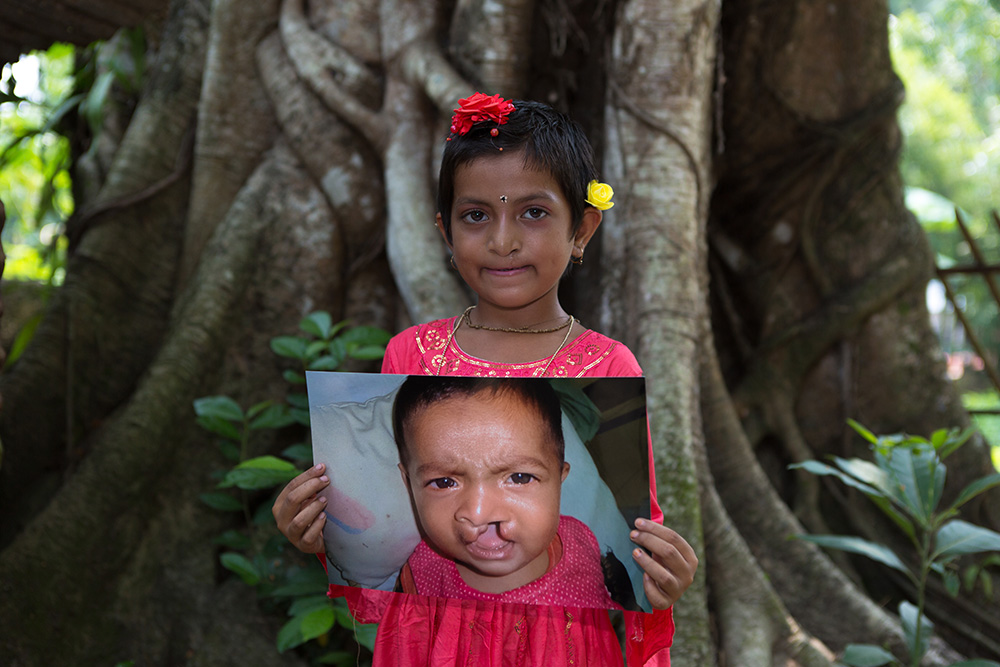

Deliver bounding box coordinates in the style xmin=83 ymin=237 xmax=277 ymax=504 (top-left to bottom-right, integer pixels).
xmin=899 ymin=601 xmax=932 ymax=664
xmin=789 ymin=460 xmax=881 ymax=497
xmin=942 ymin=569 xmax=960 ymax=596
xmin=276 ymin=615 xmax=307 ymax=653
xmin=340 ymin=325 xmax=391 ymax=346
xmin=194 ymin=395 xmax=244 ymax=422
xmin=271 ymin=566 xmax=330 ymax=597
xmin=281 ymin=443 xmax=312 ymax=462
xmin=308 ymin=355 xmax=343 ymax=371
xmin=930 ymin=428 xmax=948 ymax=449
xmin=300 ymin=607 xmax=335 ymax=641
xmin=937 ymin=427 xmax=976 ymax=460
xmin=288 ymin=595 xmax=332 ymax=617
xmin=271 ymin=336 xmax=309 ymax=360
xmin=883 ymin=446 xmax=939 ymax=527
xmin=213 ymin=529 xmax=252 ymax=550
xmin=290 ymin=408 xmax=311 ymax=426
xmin=353 ymin=622 xmax=378 ymax=651
xmin=839 ymin=644 xmax=897 ymax=667
xmin=946 ymin=473 xmax=1000 ymax=514
xmin=246 ymin=400 xmax=274 ymax=420
xmin=249 ymin=404 xmax=297 ymax=430
xmin=283 ymin=369 xmax=307 ymax=384
xmin=831 ymin=457 xmax=896 ymax=497
xmin=300 ymin=311 xmax=333 ymax=339
xmin=797 ymin=535 xmax=909 ymax=574
xmin=286 ymin=393 xmax=310 ymax=410
xmin=220 ymin=552 xmax=260 ymax=585
xmin=199 ymin=492 xmax=243 ymax=512
xmin=347 ymin=344 xmax=387 ymax=361
xmin=305 ymin=340 xmax=329 ymax=360
xmin=933 ymin=520 xmax=1000 ymax=559
xmin=847 ymin=419 xmax=880 ymax=445
xmin=196 ymin=415 xmax=243 ymax=441
xmin=219 ymin=456 xmax=299 ymax=490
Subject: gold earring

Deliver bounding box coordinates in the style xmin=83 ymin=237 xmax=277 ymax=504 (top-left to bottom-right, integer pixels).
xmin=571 ymin=253 xmax=584 ymax=265
xmin=450 ymin=255 xmax=458 ymax=270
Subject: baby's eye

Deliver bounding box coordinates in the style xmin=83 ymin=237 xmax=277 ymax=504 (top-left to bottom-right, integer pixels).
xmin=429 ymin=477 xmax=457 ymax=489
xmin=460 ymin=209 xmax=488 ymax=224
xmin=508 ymin=472 xmax=536 ymax=485
xmin=522 ymin=207 xmax=548 ymax=220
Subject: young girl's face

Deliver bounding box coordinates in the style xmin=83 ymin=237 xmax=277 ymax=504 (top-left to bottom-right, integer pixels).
xmin=399 ymin=390 xmax=570 ymax=594
xmin=438 ymin=150 xmax=600 ymax=316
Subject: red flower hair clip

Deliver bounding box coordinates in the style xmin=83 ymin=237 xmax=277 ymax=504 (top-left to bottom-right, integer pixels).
xmin=449 ymin=92 xmax=516 ymax=136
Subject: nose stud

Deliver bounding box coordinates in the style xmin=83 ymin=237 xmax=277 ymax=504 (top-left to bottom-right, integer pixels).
xmin=500 ymin=195 xmax=507 ymax=203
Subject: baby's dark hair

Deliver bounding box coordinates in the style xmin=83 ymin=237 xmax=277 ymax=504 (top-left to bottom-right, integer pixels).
xmin=393 ymin=376 xmax=565 ymax=467
xmin=437 ymin=99 xmax=599 ymax=244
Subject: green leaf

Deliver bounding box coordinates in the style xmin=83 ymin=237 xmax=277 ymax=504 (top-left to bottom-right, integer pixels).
xmin=281 ymin=443 xmax=312 ymax=462
xmin=936 ymin=427 xmax=976 ymax=460
xmin=933 ymin=520 xmax=1000 ymax=559
xmin=270 ymin=566 xmax=330 ymax=597
xmin=218 ymin=439 xmax=241 ymax=462
xmin=797 ymin=535 xmax=910 ymax=574
xmin=300 ymin=311 xmax=333 ymax=339
xmin=899 ymin=601 xmax=932 ymax=664
xmin=196 ymin=415 xmax=243 ymax=441
xmin=213 ymin=530 xmax=252 ymax=550
xmin=220 ymin=552 xmax=261 ymax=585
xmin=832 ymin=457 xmax=896 ymax=498
xmin=290 ymin=408 xmax=311 ymax=426
xmin=276 ymin=615 xmax=307 ymax=653
xmin=847 ymin=419 xmax=880 ymax=445
xmin=948 ymin=661 xmax=1000 ymax=666
xmin=286 ymin=393 xmax=310 ymax=410
xmin=942 ymin=569 xmax=960 ymax=597
xmin=353 ymin=622 xmax=378 ymax=651
xmin=839 ymin=644 xmax=897 ymax=667
xmin=249 ymin=404 xmax=296 ymax=430
xmin=288 ymin=595 xmax=333 ymax=617
xmin=315 ymin=651 xmax=355 ymax=665
xmin=300 ymin=607 xmax=335 ymax=641
xmin=305 ymin=340 xmax=329 ymax=360
xmin=789 ymin=460 xmax=882 ymax=497
xmin=340 ymin=325 xmax=391 ymax=346
xmin=271 ymin=336 xmax=309 ymax=360
xmin=283 ymin=369 xmax=307 ymax=385
xmin=199 ymin=492 xmax=243 ymax=512
xmin=194 ymin=396 xmax=245 ymax=422
xmin=219 ymin=456 xmax=299 ymax=490
xmin=883 ymin=446 xmax=940 ymax=527
xmin=308 ymin=355 xmax=343 ymax=371
xmin=347 ymin=344 xmax=387 ymax=361
xmin=946 ymin=473 xmax=1000 ymax=514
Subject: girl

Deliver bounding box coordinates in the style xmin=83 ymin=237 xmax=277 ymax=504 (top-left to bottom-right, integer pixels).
xmin=273 ymin=93 xmax=698 ymax=665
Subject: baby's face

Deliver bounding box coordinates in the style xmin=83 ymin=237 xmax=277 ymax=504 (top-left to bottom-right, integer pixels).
xmin=400 ymin=391 xmax=569 ymax=594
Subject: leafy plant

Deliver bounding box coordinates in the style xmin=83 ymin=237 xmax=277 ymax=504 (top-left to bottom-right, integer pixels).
xmin=194 ymin=312 xmax=389 ymax=664
xmin=790 ymin=420 xmax=1000 ymax=667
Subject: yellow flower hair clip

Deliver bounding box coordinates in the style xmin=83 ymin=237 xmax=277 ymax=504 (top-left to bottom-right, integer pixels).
xmin=585 ymin=180 xmax=614 ymax=210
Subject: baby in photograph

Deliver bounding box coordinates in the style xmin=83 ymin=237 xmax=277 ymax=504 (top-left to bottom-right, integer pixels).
xmin=392 ymin=375 xmax=622 ymax=609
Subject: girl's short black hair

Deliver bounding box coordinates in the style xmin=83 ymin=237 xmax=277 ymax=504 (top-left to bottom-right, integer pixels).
xmin=392 ymin=376 xmax=565 ymax=467
xmin=437 ymin=99 xmax=599 ymax=244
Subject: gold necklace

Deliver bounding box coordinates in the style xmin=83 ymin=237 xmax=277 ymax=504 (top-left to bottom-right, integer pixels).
xmin=435 ymin=306 xmax=576 ymax=376
xmin=462 ymin=306 xmax=574 ymax=334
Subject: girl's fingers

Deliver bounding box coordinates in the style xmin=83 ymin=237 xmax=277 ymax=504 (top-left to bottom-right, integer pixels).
xmin=273 ymin=465 xmax=329 ymax=525
xmin=629 ymin=518 xmax=699 ymax=609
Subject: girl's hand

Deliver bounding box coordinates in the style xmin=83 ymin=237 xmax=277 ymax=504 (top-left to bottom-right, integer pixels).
xmin=272 ymin=464 xmax=330 ymax=554
xmin=630 ymin=518 xmax=698 ymax=610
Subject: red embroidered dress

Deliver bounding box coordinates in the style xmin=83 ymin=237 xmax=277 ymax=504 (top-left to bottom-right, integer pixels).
xmin=331 ymin=317 xmax=674 ymax=666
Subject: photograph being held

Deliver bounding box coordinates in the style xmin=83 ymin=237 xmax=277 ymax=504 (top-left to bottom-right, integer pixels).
xmin=392 ymin=376 xmax=619 ymax=609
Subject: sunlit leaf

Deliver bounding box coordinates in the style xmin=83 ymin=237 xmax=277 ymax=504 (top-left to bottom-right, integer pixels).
xmin=219 ymin=456 xmax=299 ymax=490
xmin=933 ymin=520 xmax=1000 ymax=559
xmin=839 ymin=644 xmax=897 ymax=667
xmin=220 ymin=552 xmax=260 ymax=585
xmin=796 ymin=535 xmax=909 ymax=574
